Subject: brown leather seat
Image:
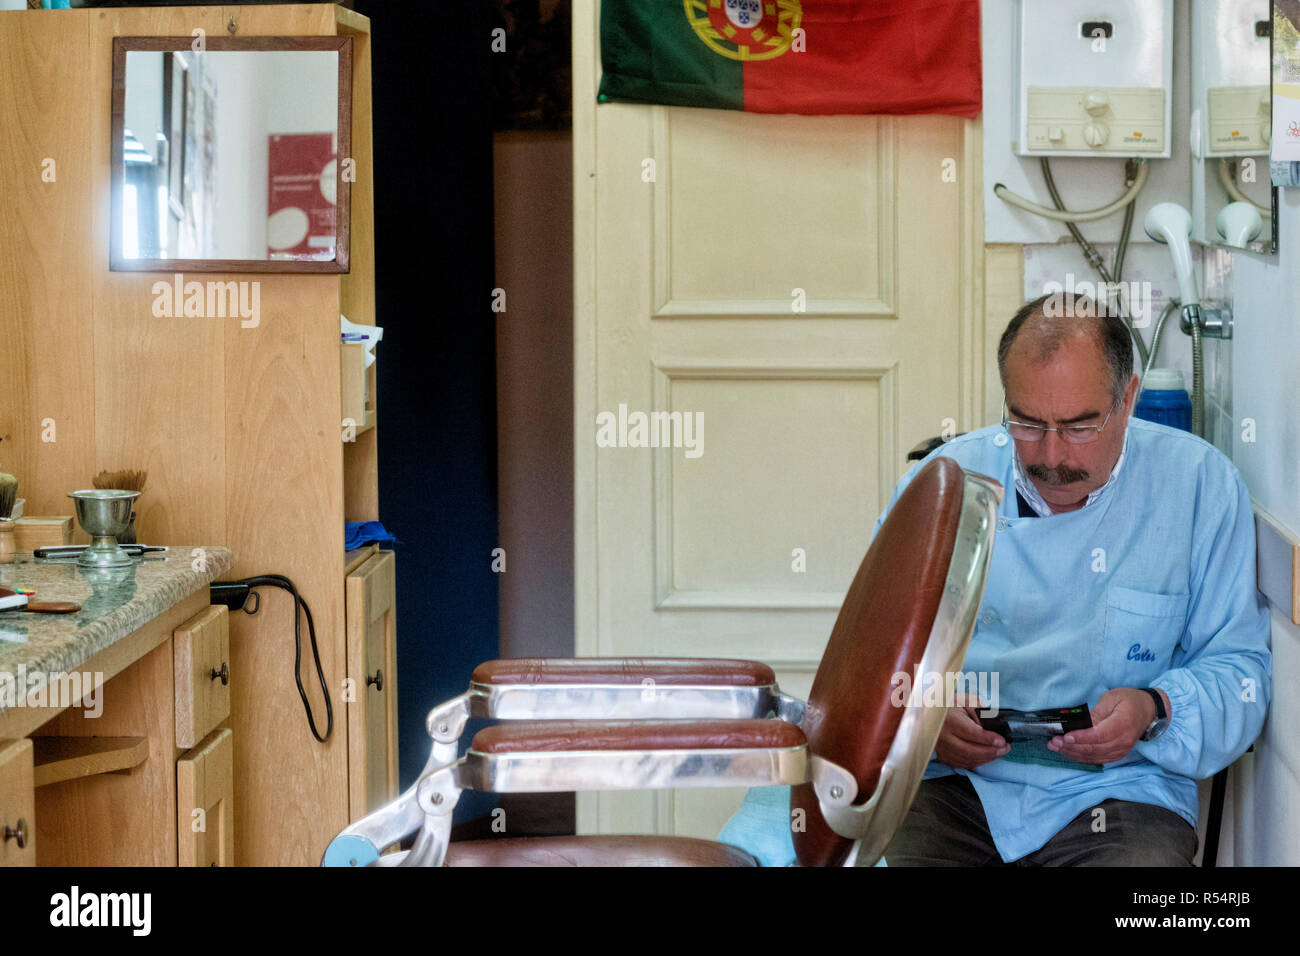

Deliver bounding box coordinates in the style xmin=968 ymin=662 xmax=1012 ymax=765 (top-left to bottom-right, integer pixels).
xmin=443 ymin=835 xmax=758 ymax=867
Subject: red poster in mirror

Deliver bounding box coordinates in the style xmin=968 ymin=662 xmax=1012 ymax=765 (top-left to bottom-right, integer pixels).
xmin=267 ymin=132 xmax=337 ymax=260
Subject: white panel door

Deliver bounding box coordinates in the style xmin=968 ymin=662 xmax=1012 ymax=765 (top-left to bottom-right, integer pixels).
xmin=573 ymin=0 xmax=985 ymax=839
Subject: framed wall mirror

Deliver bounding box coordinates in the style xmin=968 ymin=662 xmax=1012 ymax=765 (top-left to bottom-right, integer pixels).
xmin=110 ymin=36 xmax=353 ymax=273
xmin=1189 ymin=1 xmax=1276 ymax=255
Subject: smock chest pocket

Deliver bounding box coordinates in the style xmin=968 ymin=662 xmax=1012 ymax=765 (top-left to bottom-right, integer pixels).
xmin=1099 ymin=586 xmax=1189 ymax=689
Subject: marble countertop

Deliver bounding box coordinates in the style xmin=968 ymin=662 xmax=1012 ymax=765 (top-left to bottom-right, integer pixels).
xmin=0 ymin=547 xmax=233 ymax=718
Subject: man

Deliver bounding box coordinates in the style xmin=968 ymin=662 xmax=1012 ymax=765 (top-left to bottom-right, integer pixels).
xmin=878 ymin=293 xmax=1272 ymax=866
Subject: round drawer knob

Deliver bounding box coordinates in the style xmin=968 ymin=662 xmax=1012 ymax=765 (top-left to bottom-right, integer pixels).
xmin=210 ymin=662 xmax=229 ymax=686
xmin=367 ymin=669 xmax=383 ymax=692
xmin=3 ymin=819 xmax=28 ymax=850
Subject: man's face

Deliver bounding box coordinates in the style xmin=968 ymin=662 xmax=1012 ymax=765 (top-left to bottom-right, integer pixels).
xmin=1003 ymin=334 xmax=1138 ymax=513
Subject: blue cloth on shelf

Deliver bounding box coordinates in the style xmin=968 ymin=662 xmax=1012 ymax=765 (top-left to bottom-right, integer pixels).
xmin=345 ymin=521 xmax=399 ymax=551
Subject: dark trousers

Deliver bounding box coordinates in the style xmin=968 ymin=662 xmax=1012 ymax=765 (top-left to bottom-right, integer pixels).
xmin=879 ymin=774 xmax=1198 ymax=866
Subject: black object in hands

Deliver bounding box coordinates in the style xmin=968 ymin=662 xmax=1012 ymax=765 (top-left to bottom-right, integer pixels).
xmin=978 ymin=704 xmax=1093 ymax=741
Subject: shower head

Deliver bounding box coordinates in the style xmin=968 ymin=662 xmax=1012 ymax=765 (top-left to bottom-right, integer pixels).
xmin=1143 ymin=202 xmax=1198 ymax=309
xmin=1216 ymin=201 xmax=1263 ymax=248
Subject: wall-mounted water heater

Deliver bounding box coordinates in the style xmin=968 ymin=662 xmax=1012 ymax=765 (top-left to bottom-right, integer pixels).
xmin=1191 ymin=0 xmax=1271 ymax=158
xmin=1014 ymin=0 xmax=1173 ymax=158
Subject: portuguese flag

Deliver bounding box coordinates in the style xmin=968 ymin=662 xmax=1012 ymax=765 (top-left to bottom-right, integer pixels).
xmin=598 ymin=0 xmax=982 ymax=117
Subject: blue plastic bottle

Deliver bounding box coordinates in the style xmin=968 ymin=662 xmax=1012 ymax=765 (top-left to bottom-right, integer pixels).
xmin=1134 ymin=368 xmax=1193 ymax=432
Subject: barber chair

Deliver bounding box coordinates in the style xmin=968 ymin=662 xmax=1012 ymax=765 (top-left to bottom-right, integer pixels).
xmin=323 ymin=458 xmax=1002 ymax=867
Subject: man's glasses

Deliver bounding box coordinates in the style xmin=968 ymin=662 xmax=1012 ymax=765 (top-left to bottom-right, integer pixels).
xmin=1001 ymin=399 xmax=1117 ymax=445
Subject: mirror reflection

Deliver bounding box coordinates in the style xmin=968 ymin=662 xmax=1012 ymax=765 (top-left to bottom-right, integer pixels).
xmin=1191 ymin=0 xmax=1275 ymax=252
xmin=115 ymin=45 xmax=346 ymax=269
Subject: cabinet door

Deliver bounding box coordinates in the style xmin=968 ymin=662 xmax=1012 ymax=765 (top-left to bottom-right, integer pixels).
xmin=177 ymin=728 xmax=234 ymax=866
xmin=344 ymin=550 xmax=398 ymax=821
xmin=174 ymin=605 xmax=231 ymax=749
xmin=0 ymin=739 xmax=36 ymax=866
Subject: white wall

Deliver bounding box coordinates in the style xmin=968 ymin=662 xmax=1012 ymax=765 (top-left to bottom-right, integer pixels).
xmin=123 ymin=51 xmax=164 ymax=164
xmin=265 ymin=50 xmax=339 ymax=135
xmin=1225 ymin=189 xmax=1300 ymax=866
xmin=206 ymin=52 xmax=266 ymax=259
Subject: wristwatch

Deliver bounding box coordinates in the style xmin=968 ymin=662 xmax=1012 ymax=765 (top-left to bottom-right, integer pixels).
xmin=1139 ymin=687 xmax=1170 ymax=741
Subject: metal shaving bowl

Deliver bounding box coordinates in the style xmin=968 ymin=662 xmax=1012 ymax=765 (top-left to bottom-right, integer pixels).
xmin=68 ymin=489 xmax=141 ymax=567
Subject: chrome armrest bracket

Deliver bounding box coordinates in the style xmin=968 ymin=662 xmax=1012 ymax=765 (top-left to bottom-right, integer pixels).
xmin=773 ymin=692 xmax=806 ymax=725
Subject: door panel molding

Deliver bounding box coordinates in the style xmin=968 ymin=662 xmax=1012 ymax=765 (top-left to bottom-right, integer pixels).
xmin=651 ymin=361 xmax=898 ymax=611
xmin=650 ymin=108 xmax=899 ymax=319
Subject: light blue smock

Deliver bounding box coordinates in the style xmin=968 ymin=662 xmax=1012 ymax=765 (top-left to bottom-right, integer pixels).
xmin=718 ymin=417 xmax=1271 ymax=865
xmin=883 ymin=417 xmax=1272 ymax=861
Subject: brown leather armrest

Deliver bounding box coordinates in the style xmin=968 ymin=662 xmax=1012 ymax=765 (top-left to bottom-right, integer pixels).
xmin=472 ymin=719 xmax=805 ymax=754
xmin=471 ymin=658 xmax=776 ymax=687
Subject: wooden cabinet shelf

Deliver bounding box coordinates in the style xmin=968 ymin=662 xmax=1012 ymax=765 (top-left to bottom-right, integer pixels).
xmin=32 ymin=736 xmax=149 ymax=788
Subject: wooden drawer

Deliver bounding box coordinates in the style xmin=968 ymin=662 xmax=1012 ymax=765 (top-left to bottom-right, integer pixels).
xmin=177 ymin=728 xmax=234 ymax=867
xmin=0 ymin=739 xmax=36 ymax=866
xmin=345 ymin=549 xmax=397 ymax=821
xmin=173 ymin=605 xmax=230 ymax=749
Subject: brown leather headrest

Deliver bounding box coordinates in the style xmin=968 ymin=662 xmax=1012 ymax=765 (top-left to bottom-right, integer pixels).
xmin=792 ymin=456 xmax=965 ymax=867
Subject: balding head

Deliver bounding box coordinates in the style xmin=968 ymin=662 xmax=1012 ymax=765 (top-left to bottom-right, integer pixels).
xmin=997 ymin=292 xmax=1140 ymax=513
xmin=997 ymin=293 xmax=1135 ymax=408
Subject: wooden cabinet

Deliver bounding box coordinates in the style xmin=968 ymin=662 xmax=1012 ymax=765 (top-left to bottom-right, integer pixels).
xmin=345 ymin=550 xmax=398 ymax=821
xmin=177 ymin=729 xmax=235 ymax=867
xmin=0 ymin=740 xmax=36 ymax=866
xmin=0 ymin=3 xmax=381 ymax=864
xmin=28 ymin=596 xmax=236 ymax=866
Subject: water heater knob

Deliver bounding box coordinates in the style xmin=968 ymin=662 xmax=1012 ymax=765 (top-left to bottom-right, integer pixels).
xmin=1083 ymin=123 xmax=1110 ymax=147
xmin=1082 ymin=91 xmax=1111 ymax=116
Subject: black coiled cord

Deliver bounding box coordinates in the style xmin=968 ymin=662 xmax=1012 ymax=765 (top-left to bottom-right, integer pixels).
xmin=213 ymin=574 xmax=332 ymax=742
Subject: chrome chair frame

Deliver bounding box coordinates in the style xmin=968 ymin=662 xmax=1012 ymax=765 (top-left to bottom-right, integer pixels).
xmin=324 ymin=468 xmax=1000 ymax=867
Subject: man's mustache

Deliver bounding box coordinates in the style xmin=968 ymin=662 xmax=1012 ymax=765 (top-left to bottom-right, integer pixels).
xmin=1026 ymin=463 xmax=1089 ymax=485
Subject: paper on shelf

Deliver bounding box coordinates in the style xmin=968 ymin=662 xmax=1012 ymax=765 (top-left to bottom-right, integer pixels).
xmin=341 ymin=313 xmax=383 ymax=369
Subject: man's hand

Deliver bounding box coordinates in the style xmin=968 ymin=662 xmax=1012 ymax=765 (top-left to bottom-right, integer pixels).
xmin=936 ymin=692 xmax=1011 ymax=770
xmin=1048 ymin=687 xmax=1170 ymax=765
